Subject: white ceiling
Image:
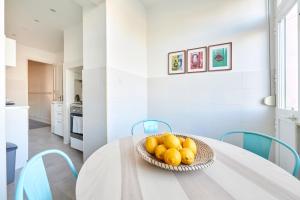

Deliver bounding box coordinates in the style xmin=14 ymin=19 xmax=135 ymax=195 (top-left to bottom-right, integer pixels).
xmin=5 ymin=0 xmax=82 ymax=53
xmin=139 ymin=0 xmax=163 ymax=8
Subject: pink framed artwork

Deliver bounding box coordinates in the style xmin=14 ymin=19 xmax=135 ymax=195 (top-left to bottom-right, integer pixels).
xmin=187 ymin=47 xmax=207 ymax=73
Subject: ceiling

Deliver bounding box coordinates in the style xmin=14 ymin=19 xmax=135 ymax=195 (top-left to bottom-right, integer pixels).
xmin=5 ymin=0 xmax=82 ymax=53
xmin=139 ymin=0 xmax=162 ymax=8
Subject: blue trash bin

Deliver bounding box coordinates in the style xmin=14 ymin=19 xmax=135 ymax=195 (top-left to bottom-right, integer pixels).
xmin=6 ymin=142 xmax=17 ymax=184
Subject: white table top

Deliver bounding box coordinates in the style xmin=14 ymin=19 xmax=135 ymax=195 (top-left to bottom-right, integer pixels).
xmin=76 ymin=135 xmax=300 ymax=200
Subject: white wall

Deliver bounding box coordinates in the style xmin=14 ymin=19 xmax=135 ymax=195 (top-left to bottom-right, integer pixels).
xmin=147 ymin=0 xmax=275 ymax=138
xmin=82 ymin=2 xmax=107 ymax=159
xmin=54 ymin=51 xmax=64 ymax=100
xmin=106 ymin=0 xmax=148 ymax=142
xmin=63 ymin=23 xmax=83 ymax=144
xmin=6 ymin=43 xmax=60 ymax=106
xmin=0 ymin=0 xmax=7 ymax=197
xmin=64 ymin=24 xmax=83 ymax=66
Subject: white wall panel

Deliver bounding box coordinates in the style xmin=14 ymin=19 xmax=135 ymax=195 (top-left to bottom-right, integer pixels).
xmin=82 ymin=2 xmax=107 ymax=160
xmin=106 ymin=0 xmax=148 ymax=142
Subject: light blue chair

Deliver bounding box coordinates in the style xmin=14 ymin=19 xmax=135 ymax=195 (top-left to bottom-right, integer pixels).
xmin=220 ymin=131 xmax=300 ymax=177
xmin=15 ymin=149 xmax=78 ymax=200
xmin=131 ymin=120 xmax=172 ymax=135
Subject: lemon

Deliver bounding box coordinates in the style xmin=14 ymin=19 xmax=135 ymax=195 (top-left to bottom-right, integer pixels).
xmin=180 ymin=148 xmax=195 ymax=165
xmin=145 ymin=136 xmax=158 ymax=154
xmin=164 ymin=148 xmax=181 ymax=166
xmin=164 ymin=134 xmax=181 ymax=149
xmin=155 ymin=135 xmax=164 ymax=145
xmin=182 ymin=138 xmax=197 ymax=155
xmin=160 ymin=132 xmax=172 ymax=143
xmin=178 ymin=144 xmax=183 ymax=150
xmin=178 ymin=137 xmax=186 ymax=146
xmin=155 ymin=144 xmax=167 ymax=160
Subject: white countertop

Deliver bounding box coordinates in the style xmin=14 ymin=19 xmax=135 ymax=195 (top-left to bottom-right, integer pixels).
xmin=5 ymin=105 xmax=29 ymax=110
xmin=52 ymin=101 xmax=63 ymax=104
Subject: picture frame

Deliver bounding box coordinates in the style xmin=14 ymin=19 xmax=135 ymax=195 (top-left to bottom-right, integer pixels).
xmin=187 ymin=47 xmax=207 ymax=73
xmin=208 ymin=42 xmax=232 ymax=72
xmin=168 ymin=50 xmax=186 ymax=75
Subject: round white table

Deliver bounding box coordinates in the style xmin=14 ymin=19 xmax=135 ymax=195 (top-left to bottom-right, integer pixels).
xmin=76 ymin=135 xmax=300 ymax=200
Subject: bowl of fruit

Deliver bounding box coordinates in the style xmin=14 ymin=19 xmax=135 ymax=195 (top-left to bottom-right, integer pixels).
xmin=136 ymin=133 xmax=215 ymax=171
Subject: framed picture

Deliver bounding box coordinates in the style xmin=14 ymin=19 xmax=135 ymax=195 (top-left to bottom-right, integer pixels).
xmin=208 ymin=42 xmax=232 ymax=72
xmin=187 ymin=47 xmax=207 ymax=73
xmin=168 ymin=50 xmax=186 ymax=75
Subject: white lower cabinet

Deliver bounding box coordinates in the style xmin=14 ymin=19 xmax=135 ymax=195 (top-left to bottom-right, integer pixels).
xmin=51 ymin=102 xmax=64 ymax=137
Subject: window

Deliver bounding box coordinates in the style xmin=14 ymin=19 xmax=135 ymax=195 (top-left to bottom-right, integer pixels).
xmin=278 ymin=3 xmax=298 ymax=110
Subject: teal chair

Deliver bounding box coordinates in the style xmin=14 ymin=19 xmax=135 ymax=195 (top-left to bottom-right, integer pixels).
xmin=131 ymin=120 xmax=172 ymax=135
xmin=15 ymin=149 xmax=78 ymax=200
xmin=220 ymin=131 xmax=300 ymax=177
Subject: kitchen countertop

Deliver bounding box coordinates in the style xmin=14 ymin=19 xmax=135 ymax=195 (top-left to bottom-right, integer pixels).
xmin=52 ymin=101 xmax=63 ymax=104
xmin=5 ymin=105 xmax=30 ymax=110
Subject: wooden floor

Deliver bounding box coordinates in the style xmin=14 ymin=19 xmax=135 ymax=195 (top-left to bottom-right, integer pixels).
xmin=7 ymin=127 xmax=83 ymax=200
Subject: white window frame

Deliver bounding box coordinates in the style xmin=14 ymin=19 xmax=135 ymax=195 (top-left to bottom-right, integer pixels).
xmin=276 ymin=0 xmax=298 ymax=111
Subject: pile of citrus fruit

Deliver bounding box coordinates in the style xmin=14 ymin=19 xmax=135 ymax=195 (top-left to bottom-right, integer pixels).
xmin=144 ymin=132 xmax=197 ymax=166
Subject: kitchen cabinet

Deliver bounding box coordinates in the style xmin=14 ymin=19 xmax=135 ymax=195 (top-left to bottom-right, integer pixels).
xmin=5 ymin=37 xmax=16 ymax=67
xmin=51 ymin=101 xmax=64 ymax=137
xmin=5 ymin=106 xmax=29 ymax=169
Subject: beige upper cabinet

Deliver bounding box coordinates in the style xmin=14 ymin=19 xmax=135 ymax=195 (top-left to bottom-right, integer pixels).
xmin=5 ymin=37 xmax=16 ymax=67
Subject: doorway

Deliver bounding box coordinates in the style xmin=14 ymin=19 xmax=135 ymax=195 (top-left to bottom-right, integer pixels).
xmin=28 ymin=60 xmax=54 ymax=128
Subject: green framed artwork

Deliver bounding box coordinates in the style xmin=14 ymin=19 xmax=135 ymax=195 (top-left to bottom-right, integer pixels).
xmin=208 ymin=42 xmax=232 ymax=72
xmin=168 ymin=50 xmax=186 ymax=74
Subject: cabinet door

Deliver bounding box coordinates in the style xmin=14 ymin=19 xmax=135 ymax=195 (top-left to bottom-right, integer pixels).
xmin=5 ymin=37 xmax=16 ymax=67
xmin=277 ymin=117 xmax=298 ymax=174
xmin=55 ymin=120 xmax=63 ymax=137
xmin=51 ymin=104 xmax=55 ymax=132
xmin=54 ymin=64 xmax=63 ymax=99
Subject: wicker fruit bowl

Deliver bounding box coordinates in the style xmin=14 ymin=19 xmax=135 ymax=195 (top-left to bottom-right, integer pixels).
xmin=136 ymin=134 xmax=215 ymax=172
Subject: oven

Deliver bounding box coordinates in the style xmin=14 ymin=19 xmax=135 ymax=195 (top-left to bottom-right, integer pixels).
xmin=70 ymin=104 xmax=83 ymax=151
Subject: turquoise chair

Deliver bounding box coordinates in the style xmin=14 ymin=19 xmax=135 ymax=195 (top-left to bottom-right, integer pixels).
xmin=15 ymin=149 xmax=78 ymax=200
xmin=220 ymin=131 xmax=300 ymax=177
xmin=131 ymin=120 xmax=172 ymax=135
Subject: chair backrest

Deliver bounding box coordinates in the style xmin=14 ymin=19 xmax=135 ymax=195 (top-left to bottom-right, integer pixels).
xmin=220 ymin=131 xmax=300 ymax=177
xmin=131 ymin=120 xmax=172 ymax=135
xmin=15 ymin=149 xmax=78 ymax=200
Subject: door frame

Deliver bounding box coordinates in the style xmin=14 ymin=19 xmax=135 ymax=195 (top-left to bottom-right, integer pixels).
xmin=274 ymin=0 xmax=300 ymax=172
